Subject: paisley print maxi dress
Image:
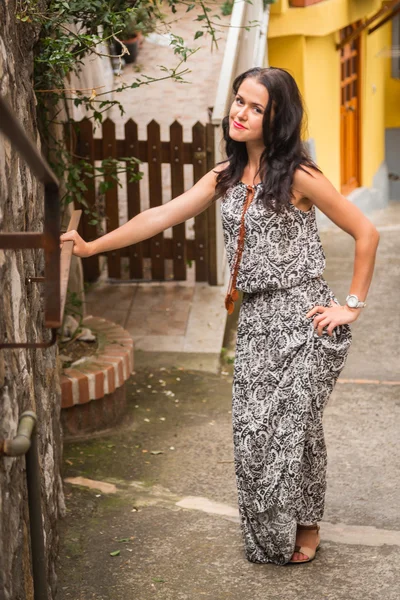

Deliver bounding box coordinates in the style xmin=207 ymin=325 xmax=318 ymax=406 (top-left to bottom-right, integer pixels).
xmin=221 ymin=182 xmax=352 ymax=565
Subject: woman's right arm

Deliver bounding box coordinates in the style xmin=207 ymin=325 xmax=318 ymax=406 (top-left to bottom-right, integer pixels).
xmin=60 ymin=165 xmax=223 ymax=258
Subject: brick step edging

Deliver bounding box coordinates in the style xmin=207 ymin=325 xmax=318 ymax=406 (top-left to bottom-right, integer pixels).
xmin=61 ymin=316 xmax=134 ymax=409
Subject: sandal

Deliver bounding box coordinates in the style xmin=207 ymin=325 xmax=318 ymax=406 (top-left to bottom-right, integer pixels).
xmin=288 ymin=524 xmax=321 ymax=564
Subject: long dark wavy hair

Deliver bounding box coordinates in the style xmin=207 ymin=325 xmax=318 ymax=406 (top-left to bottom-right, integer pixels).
xmin=215 ymin=67 xmax=321 ymax=212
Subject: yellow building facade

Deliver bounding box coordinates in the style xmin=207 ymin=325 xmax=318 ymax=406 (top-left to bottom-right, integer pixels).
xmin=266 ymin=0 xmax=400 ymax=209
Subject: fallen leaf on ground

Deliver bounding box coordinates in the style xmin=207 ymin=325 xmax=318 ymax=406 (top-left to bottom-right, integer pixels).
xmin=110 ymin=550 xmax=120 ymax=557
xmin=150 ymin=450 xmax=163 ymax=455
xmin=152 ymin=577 xmax=165 ymax=583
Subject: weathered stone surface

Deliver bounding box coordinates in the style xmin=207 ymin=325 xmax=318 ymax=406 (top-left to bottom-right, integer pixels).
xmin=0 ymin=2 xmax=64 ymax=599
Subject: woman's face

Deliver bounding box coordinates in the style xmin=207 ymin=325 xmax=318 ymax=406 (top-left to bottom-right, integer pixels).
xmin=228 ymin=77 xmax=269 ymax=143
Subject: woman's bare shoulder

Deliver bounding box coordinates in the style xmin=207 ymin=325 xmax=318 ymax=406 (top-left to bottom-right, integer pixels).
xmin=293 ymin=164 xmax=322 ymax=185
xmin=188 ymin=160 xmax=229 ymax=200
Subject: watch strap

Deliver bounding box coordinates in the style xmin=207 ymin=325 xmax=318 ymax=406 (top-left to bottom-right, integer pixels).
xmin=346 ymin=294 xmax=367 ymax=308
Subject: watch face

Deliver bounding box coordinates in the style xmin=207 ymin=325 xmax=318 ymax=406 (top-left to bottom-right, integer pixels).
xmin=347 ymin=296 xmax=358 ymax=308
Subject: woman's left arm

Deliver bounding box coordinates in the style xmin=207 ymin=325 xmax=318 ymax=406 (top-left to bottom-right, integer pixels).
xmin=293 ymin=166 xmax=380 ymax=336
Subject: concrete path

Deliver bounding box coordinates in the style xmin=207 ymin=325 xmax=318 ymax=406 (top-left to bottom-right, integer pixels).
xmin=111 ymin=3 xmax=230 ymax=218
xmin=112 ymin=3 xmax=230 ymax=141
xmin=84 ymin=275 xmax=228 ymax=372
xmin=58 ymin=202 xmax=400 ymax=600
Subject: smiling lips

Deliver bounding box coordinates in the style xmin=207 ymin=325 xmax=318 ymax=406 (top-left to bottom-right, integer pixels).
xmin=233 ymin=120 xmax=247 ymax=130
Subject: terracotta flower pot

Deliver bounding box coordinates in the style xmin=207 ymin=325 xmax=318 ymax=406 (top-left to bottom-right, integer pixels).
xmin=120 ymin=37 xmax=139 ymax=63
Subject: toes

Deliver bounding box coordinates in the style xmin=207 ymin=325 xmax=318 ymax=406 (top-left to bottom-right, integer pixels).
xmin=299 ymin=552 xmax=309 ymax=560
xmin=291 ymin=551 xmax=309 ymax=562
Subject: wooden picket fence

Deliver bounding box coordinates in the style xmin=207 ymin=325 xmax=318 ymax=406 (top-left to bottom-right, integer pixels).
xmin=68 ymin=118 xmax=218 ymax=285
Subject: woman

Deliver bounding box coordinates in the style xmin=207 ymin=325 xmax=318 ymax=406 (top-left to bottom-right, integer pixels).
xmin=60 ymin=67 xmax=379 ymax=565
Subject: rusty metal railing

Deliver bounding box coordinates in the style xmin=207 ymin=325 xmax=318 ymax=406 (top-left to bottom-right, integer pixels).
xmin=0 ymin=95 xmax=81 ymax=348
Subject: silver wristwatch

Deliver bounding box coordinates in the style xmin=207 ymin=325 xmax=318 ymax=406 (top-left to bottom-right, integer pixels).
xmin=346 ymin=294 xmax=367 ymax=309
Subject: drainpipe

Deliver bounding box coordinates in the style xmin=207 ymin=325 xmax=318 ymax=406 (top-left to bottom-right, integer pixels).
xmin=0 ymin=412 xmax=49 ymax=600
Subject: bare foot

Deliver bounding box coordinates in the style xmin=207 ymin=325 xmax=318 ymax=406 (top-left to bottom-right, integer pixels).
xmin=291 ymin=526 xmax=320 ymax=562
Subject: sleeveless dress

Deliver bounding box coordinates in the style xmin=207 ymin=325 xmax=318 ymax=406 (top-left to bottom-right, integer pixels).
xmin=221 ymin=182 xmax=352 ymax=565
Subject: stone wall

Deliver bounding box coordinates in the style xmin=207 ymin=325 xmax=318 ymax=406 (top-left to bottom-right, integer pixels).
xmin=0 ymin=2 xmax=64 ymax=599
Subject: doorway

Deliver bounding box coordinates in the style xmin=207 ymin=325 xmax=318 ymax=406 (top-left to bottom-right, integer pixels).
xmin=340 ymin=23 xmax=361 ymax=195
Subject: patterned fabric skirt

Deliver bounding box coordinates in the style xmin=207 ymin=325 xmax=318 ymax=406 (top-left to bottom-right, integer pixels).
xmin=232 ymin=275 xmax=352 ymax=565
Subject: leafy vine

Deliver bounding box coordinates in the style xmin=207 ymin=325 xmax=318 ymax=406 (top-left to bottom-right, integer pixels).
xmin=15 ymin=0 xmax=232 ymax=228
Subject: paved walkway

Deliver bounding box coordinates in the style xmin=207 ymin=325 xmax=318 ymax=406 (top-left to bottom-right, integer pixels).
xmin=59 ymin=201 xmax=400 ymax=600
xmin=111 ymin=1 xmax=230 ymax=219
xmin=85 ymin=275 xmax=228 ymax=372
xmin=112 ymin=3 xmax=230 ymax=140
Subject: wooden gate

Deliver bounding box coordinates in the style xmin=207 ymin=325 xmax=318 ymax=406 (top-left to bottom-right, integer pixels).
xmin=70 ymin=118 xmax=218 ymax=285
xmin=340 ymin=23 xmax=361 ymax=195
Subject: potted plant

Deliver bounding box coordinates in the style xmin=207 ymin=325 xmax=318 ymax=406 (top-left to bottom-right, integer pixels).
xmin=115 ymin=3 xmax=157 ymax=64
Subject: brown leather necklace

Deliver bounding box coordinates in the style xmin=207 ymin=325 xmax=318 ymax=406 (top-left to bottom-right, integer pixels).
xmin=225 ymin=184 xmax=256 ymax=314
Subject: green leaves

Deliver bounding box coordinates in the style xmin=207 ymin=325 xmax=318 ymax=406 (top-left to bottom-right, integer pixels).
xmin=169 ymin=33 xmax=197 ymax=62
xmin=20 ymin=0 xmax=230 ymax=225
xmin=109 ymin=550 xmax=120 ymax=557
xmin=221 ymin=0 xmax=234 ymax=16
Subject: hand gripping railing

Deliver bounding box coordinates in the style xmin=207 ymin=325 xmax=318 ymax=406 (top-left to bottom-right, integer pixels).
xmin=0 ymin=95 xmax=81 ymax=348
